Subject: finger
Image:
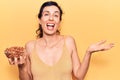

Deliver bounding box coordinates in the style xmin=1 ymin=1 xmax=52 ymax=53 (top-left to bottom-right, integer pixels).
xmin=23 ymin=54 xmax=27 ymax=60
xmin=19 ymin=56 xmax=24 ymax=64
xmin=14 ymin=57 xmax=18 ymax=65
xmin=102 ymin=43 xmax=114 ymax=51
xmin=97 ymin=40 xmax=106 ymax=45
xmin=8 ymin=58 xmax=13 ymax=65
xmin=23 ymin=55 xmax=27 ymax=63
xmin=8 ymin=58 xmax=16 ymax=65
xmin=8 ymin=58 xmax=12 ymax=62
xmin=109 ymin=43 xmax=115 ymax=47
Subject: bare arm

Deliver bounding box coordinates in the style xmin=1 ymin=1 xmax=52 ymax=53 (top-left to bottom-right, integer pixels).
xmin=18 ymin=54 xmax=33 ymax=80
xmin=65 ymin=36 xmax=114 ymax=80
xmin=18 ymin=41 xmax=35 ymax=80
xmin=5 ymin=41 xmax=35 ymax=80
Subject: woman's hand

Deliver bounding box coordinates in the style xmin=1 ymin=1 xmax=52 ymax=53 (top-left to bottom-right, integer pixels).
xmin=4 ymin=46 xmax=26 ymax=65
xmin=87 ymin=40 xmax=114 ymax=54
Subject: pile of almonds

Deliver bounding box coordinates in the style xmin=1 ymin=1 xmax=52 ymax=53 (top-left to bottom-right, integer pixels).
xmin=4 ymin=47 xmax=24 ymax=58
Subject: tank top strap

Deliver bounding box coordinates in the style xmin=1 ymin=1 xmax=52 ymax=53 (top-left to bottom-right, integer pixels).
xmin=31 ymin=40 xmax=37 ymax=55
xmin=63 ymin=35 xmax=67 ymax=50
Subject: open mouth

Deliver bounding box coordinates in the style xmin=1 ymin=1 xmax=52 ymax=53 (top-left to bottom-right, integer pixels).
xmin=46 ymin=23 xmax=55 ymax=30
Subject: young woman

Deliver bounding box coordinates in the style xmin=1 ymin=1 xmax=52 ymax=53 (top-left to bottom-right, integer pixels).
xmin=5 ymin=1 xmax=114 ymax=80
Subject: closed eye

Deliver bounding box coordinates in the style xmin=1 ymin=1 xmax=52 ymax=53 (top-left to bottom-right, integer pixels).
xmin=54 ymin=14 xmax=59 ymax=17
xmin=44 ymin=13 xmax=49 ymax=16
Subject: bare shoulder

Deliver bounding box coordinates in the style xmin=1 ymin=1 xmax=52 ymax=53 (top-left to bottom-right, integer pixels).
xmin=64 ymin=35 xmax=76 ymax=51
xmin=65 ymin=35 xmax=76 ymax=45
xmin=25 ymin=40 xmax=36 ymax=54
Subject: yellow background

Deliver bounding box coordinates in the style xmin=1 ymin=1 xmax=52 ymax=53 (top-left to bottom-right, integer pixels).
xmin=0 ymin=0 xmax=120 ymax=80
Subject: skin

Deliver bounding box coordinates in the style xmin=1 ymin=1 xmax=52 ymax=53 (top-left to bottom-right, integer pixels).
xmin=6 ymin=5 xmax=114 ymax=80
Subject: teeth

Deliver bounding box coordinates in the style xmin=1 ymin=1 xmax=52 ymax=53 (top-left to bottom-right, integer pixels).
xmin=48 ymin=23 xmax=54 ymax=26
xmin=47 ymin=23 xmax=55 ymax=27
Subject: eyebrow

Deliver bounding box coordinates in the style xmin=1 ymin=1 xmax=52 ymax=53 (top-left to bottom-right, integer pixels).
xmin=43 ymin=11 xmax=60 ymax=14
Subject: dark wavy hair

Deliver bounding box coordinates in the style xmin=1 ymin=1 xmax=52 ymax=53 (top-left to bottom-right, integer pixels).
xmin=36 ymin=1 xmax=63 ymax=38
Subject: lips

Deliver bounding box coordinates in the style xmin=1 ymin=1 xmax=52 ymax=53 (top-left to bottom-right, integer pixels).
xmin=46 ymin=23 xmax=55 ymax=30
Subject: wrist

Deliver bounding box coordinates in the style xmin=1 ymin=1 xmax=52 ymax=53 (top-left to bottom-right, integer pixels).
xmin=86 ymin=50 xmax=93 ymax=55
xmin=86 ymin=49 xmax=91 ymax=53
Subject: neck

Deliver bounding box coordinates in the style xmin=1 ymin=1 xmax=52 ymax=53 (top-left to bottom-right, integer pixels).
xmin=42 ymin=34 xmax=59 ymax=47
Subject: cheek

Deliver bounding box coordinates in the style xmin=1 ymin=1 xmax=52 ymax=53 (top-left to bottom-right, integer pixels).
xmin=55 ymin=18 xmax=60 ymax=24
xmin=41 ymin=16 xmax=48 ymax=22
xmin=40 ymin=19 xmax=47 ymax=25
xmin=56 ymin=21 xmax=61 ymax=28
xmin=40 ymin=21 xmax=46 ymax=29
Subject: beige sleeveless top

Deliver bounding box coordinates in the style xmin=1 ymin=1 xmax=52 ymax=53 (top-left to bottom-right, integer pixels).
xmin=30 ymin=39 xmax=72 ymax=80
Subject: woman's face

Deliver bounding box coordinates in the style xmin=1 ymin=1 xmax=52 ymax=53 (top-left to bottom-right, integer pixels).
xmin=40 ymin=5 xmax=61 ymax=36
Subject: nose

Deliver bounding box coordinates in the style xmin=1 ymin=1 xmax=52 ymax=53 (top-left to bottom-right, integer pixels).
xmin=49 ymin=15 xmax=54 ymax=21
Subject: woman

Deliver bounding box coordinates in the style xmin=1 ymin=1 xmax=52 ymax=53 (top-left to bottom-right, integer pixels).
xmin=5 ymin=1 xmax=114 ymax=80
